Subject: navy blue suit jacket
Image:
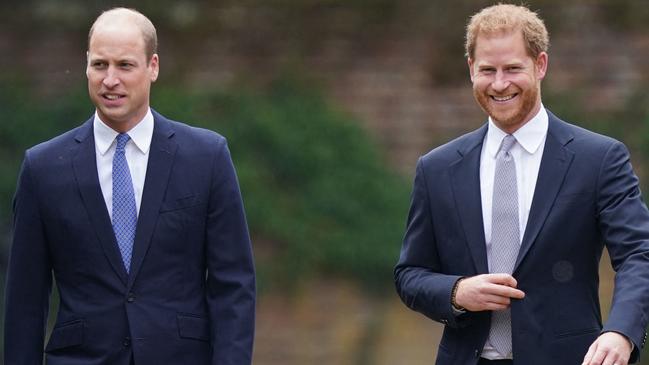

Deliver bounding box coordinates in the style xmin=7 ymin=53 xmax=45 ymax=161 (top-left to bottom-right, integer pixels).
xmin=395 ymin=111 xmax=649 ymax=365
xmin=4 ymin=110 xmax=256 ymax=365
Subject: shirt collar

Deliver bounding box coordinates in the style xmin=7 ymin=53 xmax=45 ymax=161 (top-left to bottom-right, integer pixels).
xmin=93 ymin=109 xmax=154 ymax=156
xmin=485 ymin=105 xmax=548 ymax=158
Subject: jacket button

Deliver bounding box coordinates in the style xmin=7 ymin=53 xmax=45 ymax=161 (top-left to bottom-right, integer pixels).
xmin=123 ymin=337 xmax=131 ymax=347
xmin=127 ymin=293 xmax=136 ymax=303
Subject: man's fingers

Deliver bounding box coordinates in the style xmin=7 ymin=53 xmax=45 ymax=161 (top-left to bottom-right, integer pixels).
xmin=581 ymin=342 xmax=597 ymax=365
xmin=455 ymin=274 xmax=525 ymax=311
xmin=483 ymin=274 xmax=526 ymax=298
xmin=582 ymin=332 xmax=632 ymax=365
xmin=483 ymin=295 xmax=510 ymax=311
xmin=602 ymin=353 xmax=622 ymax=365
xmin=502 ymin=286 xmax=525 ymax=299
xmin=486 ymin=273 xmax=518 ymax=287
xmin=583 ymin=344 xmax=623 ymax=365
xmin=587 ymin=348 xmax=606 ymax=365
xmin=483 ymin=294 xmax=511 ymax=306
xmin=484 ymin=282 xmax=525 ymax=299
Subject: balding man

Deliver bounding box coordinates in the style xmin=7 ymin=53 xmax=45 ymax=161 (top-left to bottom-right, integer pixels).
xmin=4 ymin=8 xmax=256 ymax=365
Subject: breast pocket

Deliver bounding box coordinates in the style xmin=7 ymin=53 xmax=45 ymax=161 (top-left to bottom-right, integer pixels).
xmin=154 ymin=195 xmax=206 ymax=256
xmin=159 ymin=195 xmax=203 ymax=213
xmin=158 ymin=194 xmax=205 ymax=231
xmin=553 ymin=191 xmax=594 ymax=207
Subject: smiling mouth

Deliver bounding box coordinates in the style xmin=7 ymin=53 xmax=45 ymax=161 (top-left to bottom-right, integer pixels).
xmin=491 ymin=94 xmax=517 ymax=102
xmin=103 ymin=94 xmax=125 ymax=100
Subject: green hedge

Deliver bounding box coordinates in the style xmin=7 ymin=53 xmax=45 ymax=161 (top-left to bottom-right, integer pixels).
xmin=0 ymin=76 xmax=411 ymax=358
xmin=0 ymin=76 xmax=410 ymax=293
xmin=154 ymin=77 xmax=409 ymax=291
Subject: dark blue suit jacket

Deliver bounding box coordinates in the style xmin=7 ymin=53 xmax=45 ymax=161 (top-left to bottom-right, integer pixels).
xmin=4 ymin=110 xmax=256 ymax=365
xmin=395 ymin=111 xmax=649 ymax=365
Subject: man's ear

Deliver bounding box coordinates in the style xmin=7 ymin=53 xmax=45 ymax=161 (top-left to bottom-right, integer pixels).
xmin=85 ymin=51 xmax=91 ymax=78
xmin=468 ymin=57 xmax=475 ymax=82
xmin=149 ymin=54 xmax=159 ymax=82
xmin=535 ymin=52 xmax=548 ymax=80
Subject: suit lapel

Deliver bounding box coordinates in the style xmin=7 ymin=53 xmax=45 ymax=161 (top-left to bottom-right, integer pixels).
xmin=127 ymin=113 xmax=177 ymax=289
xmin=514 ymin=112 xmax=574 ymax=271
xmin=72 ymin=119 xmax=129 ymax=285
xmin=450 ymin=124 xmax=489 ymax=274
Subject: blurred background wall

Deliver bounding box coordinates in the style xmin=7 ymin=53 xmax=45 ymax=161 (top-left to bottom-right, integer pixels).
xmin=1 ymin=0 xmax=649 ymax=363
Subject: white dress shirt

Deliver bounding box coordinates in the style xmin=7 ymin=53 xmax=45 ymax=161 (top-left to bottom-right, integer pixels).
xmin=479 ymin=106 xmax=549 ymax=359
xmin=94 ymin=109 xmax=154 ymax=220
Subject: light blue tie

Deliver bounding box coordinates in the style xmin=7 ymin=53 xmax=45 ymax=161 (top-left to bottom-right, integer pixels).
xmin=488 ymin=134 xmax=520 ymax=357
xmin=112 ymin=133 xmax=137 ymax=273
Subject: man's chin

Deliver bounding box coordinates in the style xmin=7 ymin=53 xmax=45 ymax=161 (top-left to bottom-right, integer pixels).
xmin=488 ymin=111 xmax=528 ymax=131
xmin=489 ymin=110 xmax=516 ymax=123
xmin=97 ymin=110 xmax=129 ymax=125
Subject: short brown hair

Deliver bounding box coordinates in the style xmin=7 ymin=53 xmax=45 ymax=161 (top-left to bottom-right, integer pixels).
xmin=88 ymin=7 xmax=158 ymax=62
xmin=465 ymin=4 xmax=549 ymax=59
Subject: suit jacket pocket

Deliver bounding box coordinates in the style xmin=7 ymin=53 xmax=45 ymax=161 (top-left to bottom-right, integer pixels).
xmin=553 ymin=191 xmax=593 ymax=206
xmin=554 ymin=326 xmax=600 ymax=339
xmin=45 ymin=319 xmax=84 ymax=352
xmin=177 ymin=313 xmax=210 ymax=341
xmin=160 ymin=195 xmax=202 ymax=213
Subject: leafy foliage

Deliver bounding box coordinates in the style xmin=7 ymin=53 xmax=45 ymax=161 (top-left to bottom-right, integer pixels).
xmin=0 ymin=77 xmax=90 ymax=231
xmin=154 ymin=77 xmax=410 ymax=291
xmin=0 ymin=76 xmax=410 ymax=294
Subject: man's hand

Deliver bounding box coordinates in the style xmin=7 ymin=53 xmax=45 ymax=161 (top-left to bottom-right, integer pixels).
xmin=582 ymin=332 xmax=632 ymax=365
xmin=454 ymin=273 xmax=525 ymax=312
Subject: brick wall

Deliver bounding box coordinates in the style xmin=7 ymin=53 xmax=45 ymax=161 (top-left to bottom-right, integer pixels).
xmin=3 ymin=3 xmax=649 ymax=177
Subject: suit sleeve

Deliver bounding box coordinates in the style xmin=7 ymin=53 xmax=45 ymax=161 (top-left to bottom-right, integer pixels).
xmin=597 ymin=141 xmax=649 ymax=361
xmin=205 ymin=138 xmax=256 ymax=365
xmin=394 ymin=157 xmax=468 ymax=328
xmin=4 ymin=153 xmax=53 ymax=365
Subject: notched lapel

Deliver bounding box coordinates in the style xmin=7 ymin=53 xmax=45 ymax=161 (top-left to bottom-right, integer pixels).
xmin=72 ymin=121 xmax=129 ymax=285
xmin=450 ymin=125 xmax=489 ymax=274
xmin=127 ymin=118 xmax=177 ymax=288
xmin=515 ymin=118 xmax=575 ymax=271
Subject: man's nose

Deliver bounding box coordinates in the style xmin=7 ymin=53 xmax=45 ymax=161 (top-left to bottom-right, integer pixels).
xmin=491 ymin=70 xmax=510 ymax=92
xmin=102 ymin=67 xmax=120 ymax=88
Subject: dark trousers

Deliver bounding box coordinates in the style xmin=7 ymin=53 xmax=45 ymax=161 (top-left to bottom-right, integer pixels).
xmin=478 ymin=359 xmax=513 ymax=365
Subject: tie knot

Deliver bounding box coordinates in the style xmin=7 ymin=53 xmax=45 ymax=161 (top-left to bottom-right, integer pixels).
xmin=498 ymin=134 xmax=516 ymax=155
xmin=115 ymin=133 xmax=130 ymax=152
